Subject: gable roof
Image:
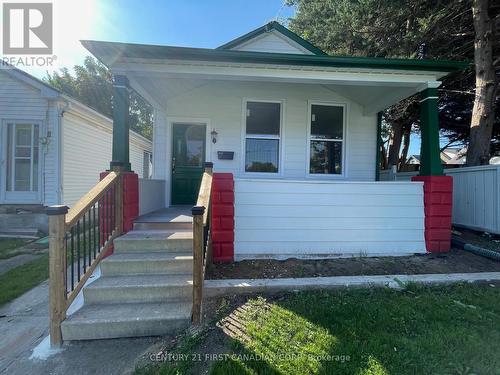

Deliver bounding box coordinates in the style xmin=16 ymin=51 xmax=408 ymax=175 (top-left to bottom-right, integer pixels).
xmin=217 ymin=21 xmax=328 ymax=56
xmin=1 ymin=63 xmax=61 ymax=98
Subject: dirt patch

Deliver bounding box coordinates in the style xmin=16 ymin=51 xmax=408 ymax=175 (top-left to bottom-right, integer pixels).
xmin=206 ymin=248 xmax=500 ymax=280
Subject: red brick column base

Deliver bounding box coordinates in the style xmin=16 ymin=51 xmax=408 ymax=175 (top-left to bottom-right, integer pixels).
xmin=411 ymin=175 xmax=453 ymax=253
xmin=211 ymin=173 xmax=234 ymax=263
xmin=99 ymin=171 xmax=139 ymax=256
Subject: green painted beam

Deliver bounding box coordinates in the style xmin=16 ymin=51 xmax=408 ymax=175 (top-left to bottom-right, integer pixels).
xmin=111 ymin=75 xmax=131 ymax=171
xmin=419 ymin=88 xmax=443 ymax=176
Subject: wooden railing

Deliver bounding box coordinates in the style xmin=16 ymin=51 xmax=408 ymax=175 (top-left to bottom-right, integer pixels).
xmin=191 ymin=162 xmax=213 ymax=324
xmin=47 ymin=168 xmax=123 ymax=347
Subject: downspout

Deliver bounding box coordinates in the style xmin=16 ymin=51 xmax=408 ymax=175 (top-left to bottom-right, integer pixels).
xmin=55 ymin=99 xmax=71 ymax=205
xmin=451 ymin=236 xmax=500 ymax=261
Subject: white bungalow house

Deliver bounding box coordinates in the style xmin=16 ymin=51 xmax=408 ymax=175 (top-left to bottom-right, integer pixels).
xmin=83 ymin=21 xmax=466 ymax=259
xmin=0 ymin=66 xmax=152 ymax=235
xmin=45 ymin=22 xmax=467 ymax=343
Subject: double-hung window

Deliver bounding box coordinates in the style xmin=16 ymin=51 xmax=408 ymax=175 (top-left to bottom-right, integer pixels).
xmin=309 ymin=104 xmax=345 ymax=175
xmin=244 ymin=101 xmax=281 ymax=173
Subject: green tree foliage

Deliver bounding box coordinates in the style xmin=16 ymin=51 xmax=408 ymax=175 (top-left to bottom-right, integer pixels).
xmin=287 ymin=0 xmax=499 ymax=166
xmin=45 ymin=57 xmax=153 ymax=139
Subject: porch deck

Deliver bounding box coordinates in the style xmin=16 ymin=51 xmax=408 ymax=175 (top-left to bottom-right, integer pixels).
xmin=133 ymin=206 xmax=192 ymax=230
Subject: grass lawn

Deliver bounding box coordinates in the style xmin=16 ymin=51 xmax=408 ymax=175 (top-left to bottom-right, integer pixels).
xmin=0 ymin=254 xmax=49 ymax=305
xmin=137 ymin=283 xmax=500 ymax=375
xmin=0 ymin=238 xmax=31 ymax=259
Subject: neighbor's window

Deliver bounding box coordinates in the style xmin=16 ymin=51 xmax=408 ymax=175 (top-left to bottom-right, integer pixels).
xmin=245 ymin=101 xmax=281 ymax=173
xmin=6 ymin=122 xmax=40 ymax=191
xmin=309 ymin=104 xmax=344 ymax=175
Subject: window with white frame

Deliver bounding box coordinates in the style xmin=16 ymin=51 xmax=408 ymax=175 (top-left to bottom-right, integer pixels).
xmin=309 ymin=104 xmax=344 ymax=175
xmin=244 ymin=101 xmax=281 ymax=173
xmin=6 ymin=122 xmax=40 ymax=191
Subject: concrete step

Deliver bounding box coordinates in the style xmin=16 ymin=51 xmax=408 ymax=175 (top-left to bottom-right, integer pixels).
xmin=61 ymin=302 xmax=191 ymax=340
xmin=100 ymin=252 xmax=193 ymax=276
xmin=114 ymin=230 xmax=192 ymax=253
xmin=83 ymin=274 xmax=193 ymax=304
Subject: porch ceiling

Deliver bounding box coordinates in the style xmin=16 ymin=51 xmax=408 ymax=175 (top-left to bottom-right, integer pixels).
xmin=128 ymin=74 xmax=431 ymax=115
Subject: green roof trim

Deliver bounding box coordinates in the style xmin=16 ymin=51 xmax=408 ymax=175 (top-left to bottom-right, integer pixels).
xmin=82 ymin=40 xmax=470 ymax=74
xmin=217 ymin=21 xmax=328 ymax=56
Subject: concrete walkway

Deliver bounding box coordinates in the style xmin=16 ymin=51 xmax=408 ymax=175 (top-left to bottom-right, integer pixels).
xmin=0 ymin=253 xmax=43 ymax=275
xmin=205 ymin=272 xmax=500 ymax=296
xmin=0 ymin=280 xmax=174 ymax=375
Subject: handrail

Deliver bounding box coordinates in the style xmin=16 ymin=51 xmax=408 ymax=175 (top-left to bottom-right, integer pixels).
xmin=191 ymin=162 xmax=213 ymax=325
xmin=47 ymin=168 xmax=123 ymax=348
xmin=65 ymin=172 xmax=120 ymax=228
xmin=196 ymin=171 xmax=213 ymax=225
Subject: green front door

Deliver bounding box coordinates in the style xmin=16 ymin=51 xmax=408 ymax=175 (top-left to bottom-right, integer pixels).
xmin=171 ymin=123 xmax=206 ymax=205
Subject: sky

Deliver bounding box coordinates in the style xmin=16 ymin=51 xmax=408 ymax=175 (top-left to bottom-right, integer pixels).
xmin=1 ymin=0 xmax=428 ymax=155
xmin=6 ymin=0 xmax=295 ymax=78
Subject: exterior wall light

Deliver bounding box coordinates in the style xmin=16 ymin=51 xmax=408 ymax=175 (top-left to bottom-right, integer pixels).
xmin=211 ymin=129 xmax=218 ymax=144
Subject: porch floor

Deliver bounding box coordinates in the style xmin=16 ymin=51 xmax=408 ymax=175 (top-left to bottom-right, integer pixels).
xmin=134 ymin=206 xmax=192 ymax=230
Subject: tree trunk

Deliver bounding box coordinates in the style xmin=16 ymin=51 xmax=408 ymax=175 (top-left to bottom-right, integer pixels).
xmin=399 ymin=125 xmax=411 ymax=171
xmin=381 ymin=142 xmax=388 ymax=169
xmin=388 ymin=121 xmax=403 ymax=168
xmin=467 ymin=0 xmax=498 ymax=166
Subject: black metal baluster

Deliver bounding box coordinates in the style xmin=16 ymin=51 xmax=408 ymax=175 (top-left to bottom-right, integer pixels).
xmin=70 ymin=226 xmax=75 ymax=291
xmin=64 ymin=232 xmax=68 ymax=291
xmin=112 ymin=186 xmax=115 ymax=232
xmin=104 ymin=191 xmax=108 ymax=242
xmin=98 ymin=198 xmax=102 ymax=248
xmin=107 ymin=189 xmax=111 ymax=240
xmin=84 ymin=212 xmax=88 ymax=273
xmin=93 ymin=204 xmax=97 ymax=258
xmin=77 ymin=220 xmax=81 ymax=281
xmin=87 ymin=211 xmax=91 ymax=265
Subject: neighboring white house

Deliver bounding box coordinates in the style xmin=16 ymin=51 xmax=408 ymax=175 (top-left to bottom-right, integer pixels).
xmin=0 ymin=67 xmax=152 ymax=234
xmin=84 ymin=21 xmax=467 ymax=259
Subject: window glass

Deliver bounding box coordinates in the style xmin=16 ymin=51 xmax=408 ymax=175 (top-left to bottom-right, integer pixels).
xmin=245 ymin=139 xmax=279 ymax=172
xmin=246 ymin=102 xmax=280 ymax=135
xmin=311 ymin=105 xmax=343 ymax=140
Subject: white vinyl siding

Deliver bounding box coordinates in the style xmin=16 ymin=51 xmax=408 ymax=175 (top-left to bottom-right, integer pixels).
xmin=234 ymin=179 xmax=426 ymax=259
xmin=61 ymin=111 xmax=151 ymax=207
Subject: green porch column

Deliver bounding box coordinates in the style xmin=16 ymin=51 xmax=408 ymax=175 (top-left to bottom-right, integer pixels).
xmin=111 ymin=75 xmax=131 ymax=171
xmin=375 ymin=111 xmax=383 ymax=181
xmin=419 ymin=88 xmax=443 ymax=176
